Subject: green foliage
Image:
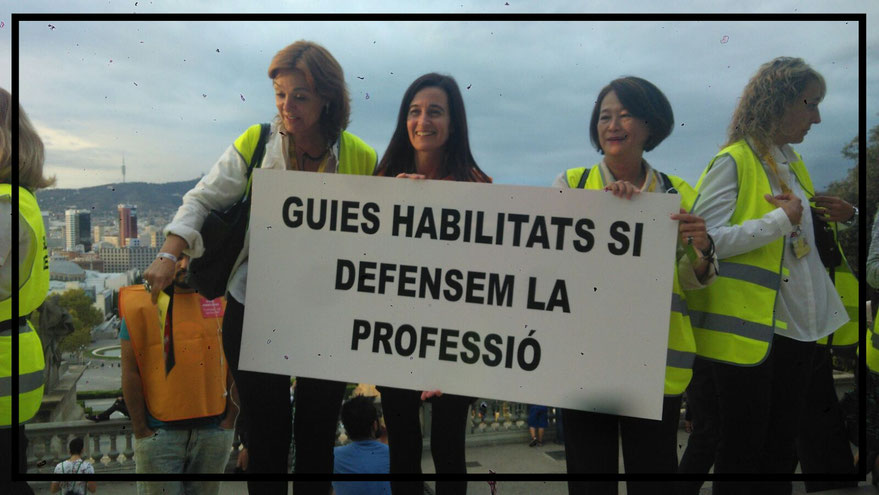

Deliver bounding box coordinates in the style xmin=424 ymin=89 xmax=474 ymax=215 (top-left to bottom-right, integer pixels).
xmin=55 ymin=289 xmax=104 ymax=353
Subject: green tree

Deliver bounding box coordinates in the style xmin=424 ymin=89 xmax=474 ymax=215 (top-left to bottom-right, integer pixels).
xmin=54 ymin=288 xmax=104 ymax=353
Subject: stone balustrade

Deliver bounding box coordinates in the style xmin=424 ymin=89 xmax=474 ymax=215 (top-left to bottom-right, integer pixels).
xmin=26 ymin=399 xmax=556 ymax=474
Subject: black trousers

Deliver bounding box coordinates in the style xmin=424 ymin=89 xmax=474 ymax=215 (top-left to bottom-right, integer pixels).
xmin=224 ymin=296 xmax=348 ymax=495
xmin=677 ymin=358 xmax=719 ymax=495
xmin=223 ymin=296 xmax=291 ymax=494
xmin=562 ymin=394 xmax=681 ymax=495
xmin=710 ymin=335 xmax=813 ymax=495
xmin=292 ymin=376 xmax=347 ymax=494
xmin=795 ymin=345 xmax=857 ymax=492
xmin=0 ymin=425 xmax=34 ymax=495
xmin=377 ymin=386 xmax=472 ymax=495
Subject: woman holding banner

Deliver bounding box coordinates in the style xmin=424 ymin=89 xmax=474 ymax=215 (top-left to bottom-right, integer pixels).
xmin=686 ymin=57 xmax=858 ymax=494
xmin=143 ymin=40 xmax=377 ymax=495
xmin=374 ymin=72 xmax=490 ymax=495
xmin=551 ymin=76 xmax=714 ymax=495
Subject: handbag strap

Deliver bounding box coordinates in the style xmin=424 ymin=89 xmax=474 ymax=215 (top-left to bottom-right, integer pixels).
xmin=242 ymin=122 xmax=272 ymax=203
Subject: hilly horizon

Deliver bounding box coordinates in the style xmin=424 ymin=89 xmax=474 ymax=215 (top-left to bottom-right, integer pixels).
xmin=35 ymin=178 xmax=202 ymax=218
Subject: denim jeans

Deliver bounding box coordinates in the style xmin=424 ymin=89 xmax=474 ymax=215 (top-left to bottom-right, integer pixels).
xmin=134 ymin=426 xmax=235 ymax=495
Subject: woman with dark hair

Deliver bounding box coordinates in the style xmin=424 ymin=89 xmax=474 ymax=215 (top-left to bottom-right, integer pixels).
xmin=143 ymin=40 xmax=377 ymax=495
xmin=687 ymin=57 xmax=858 ymax=494
xmin=375 ymin=72 xmax=488 ymax=182
xmin=551 ymin=76 xmax=714 ymax=495
xmin=375 ymin=72 xmax=489 ymax=495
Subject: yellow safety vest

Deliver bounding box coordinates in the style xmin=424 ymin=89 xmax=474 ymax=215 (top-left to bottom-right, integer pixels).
xmin=868 ymin=322 xmax=879 ymax=374
xmin=564 ymin=166 xmax=698 ymax=396
xmin=1 ymin=184 xmax=48 ymax=426
xmin=233 ymin=124 xmax=377 ymax=180
xmin=119 ymin=286 xmax=228 ymax=422
xmin=686 ymin=140 xmax=858 ymax=366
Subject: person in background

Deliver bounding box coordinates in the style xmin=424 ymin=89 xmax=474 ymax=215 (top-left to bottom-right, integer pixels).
xmin=552 ymin=76 xmax=714 ymax=495
xmin=120 ymin=255 xmax=237 ymax=495
xmin=143 ymin=40 xmax=377 ymax=495
xmin=686 ymin=57 xmax=858 ymax=495
xmin=333 ymin=395 xmax=390 ymax=495
xmin=375 ymin=72 xmax=491 ymax=495
xmin=85 ymin=396 xmax=129 ymax=422
xmin=866 ymin=209 xmax=879 ymax=487
xmin=0 ymin=87 xmax=53 ymax=495
xmin=50 ymin=437 xmax=96 ymax=495
xmin=527 ymin=405 xmax=548 ymax=447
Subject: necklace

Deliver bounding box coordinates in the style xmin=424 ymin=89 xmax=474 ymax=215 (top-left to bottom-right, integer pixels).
xmin=288 ymin=136 xmax=329 ymax=171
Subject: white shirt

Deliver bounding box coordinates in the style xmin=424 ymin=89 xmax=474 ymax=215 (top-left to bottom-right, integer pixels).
xmin=54 ymin=458 xmax=94 ymax=494
xmin=165 ymin=119 xmax=343 ymax=304
xmin=693 ymin=141 xmax=848 ymax=342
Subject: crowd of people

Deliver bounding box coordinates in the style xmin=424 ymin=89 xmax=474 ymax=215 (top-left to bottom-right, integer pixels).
xmin=1 ymin=37 xmax=874 ymax=495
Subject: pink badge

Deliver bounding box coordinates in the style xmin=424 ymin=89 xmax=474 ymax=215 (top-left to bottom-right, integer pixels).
xmin=199 ymin=297 xmax=225 ymax=318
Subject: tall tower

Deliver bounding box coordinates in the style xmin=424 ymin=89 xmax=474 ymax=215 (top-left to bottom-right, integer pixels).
xmin=122 ymin=154 xmax=126 ymax=184
xmin=118 ymin=204 xmax=138 ymax=247
xmin=65 ymin=209 xmax=78 ymax=251
xmin=65 ymin=209 xmax=92 ymax=252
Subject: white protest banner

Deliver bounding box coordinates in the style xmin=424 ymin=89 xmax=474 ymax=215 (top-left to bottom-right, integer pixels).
xmin=240 ymin=170 xmax=681 ymax=420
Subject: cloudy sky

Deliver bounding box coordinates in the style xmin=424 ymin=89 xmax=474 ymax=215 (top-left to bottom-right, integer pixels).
xmin=2 ymin=1 xmax=877 ymax=191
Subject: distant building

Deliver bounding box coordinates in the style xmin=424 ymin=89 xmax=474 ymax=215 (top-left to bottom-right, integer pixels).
xmin=71 ymin=253 xmax=104 ymax=272
xmin=96 ymin=246 xmax=158 ymax=273
xmin=149 ymin=229 xmax=165 ymax=248
xmin=118 ymin=204 xmax=138 ymax=247
xmin=49 ymin=259 xmax=87 ymax=282
xmin=93 ymin=225 xmax=103 ymax=244
xmin=64 ymin=209 xmax=92 ymax=252
xmin=100 ymin=235 xmax=120 ymax=248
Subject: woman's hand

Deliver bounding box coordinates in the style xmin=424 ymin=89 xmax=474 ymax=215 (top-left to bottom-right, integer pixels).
xmin=811 ymin=195 xmax=855 ymax=223
xmin=396 ymin=173 xmax=427 ymax=180
xmin=143 ymin=234 xmax=187 ymax=304
xmin=671 ymin=209 xmax=710 ymax=253
xmin=605 ymin=180 xmax=640 ymax=200
xmin=764 ymin=193 xmax=803 ymax=226
xmin=421 ymin=390 xmax=443 ymax=400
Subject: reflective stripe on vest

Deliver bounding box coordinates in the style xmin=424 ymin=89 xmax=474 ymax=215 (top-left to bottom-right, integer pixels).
xmin=119 ymin=286 xmax=228 ymax=422
xmin=0 ymin=325 xmax=46 ymax=425
xmin=0 ymin=368 xmax=45 ymax=397
xmin=1 ymin=185 xmax=48 ymax=426
xmin=564 ymin=165 xmax=697 ymax=395
xmin=717 ymin=261 xmax=781 ymax=290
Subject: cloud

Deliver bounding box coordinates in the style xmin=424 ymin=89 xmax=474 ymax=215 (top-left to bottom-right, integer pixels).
xmin=34 ymin=122 xmax=99 ymax=151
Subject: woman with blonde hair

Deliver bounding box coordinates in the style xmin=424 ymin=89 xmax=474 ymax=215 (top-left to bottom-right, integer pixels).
xmin=1 ymin=87 xmax=54 ymax=494
xmin=143 ymin=41 xmax=377 ymax=494
xmin=687 ymin=57 xmax=858 ymax=494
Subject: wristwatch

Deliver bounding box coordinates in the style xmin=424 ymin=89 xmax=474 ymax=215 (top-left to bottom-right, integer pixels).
xmin=843 ymin=205 xmax=859 ymax=226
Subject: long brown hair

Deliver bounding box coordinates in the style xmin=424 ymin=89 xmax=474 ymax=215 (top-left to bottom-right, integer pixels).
xmin=0 ymin=88 xmax=55 ymax=190
xmin=725 ymin=57 xmax=825 ymax=158
xmin=268 ymin=40 xmax=350 ymax=145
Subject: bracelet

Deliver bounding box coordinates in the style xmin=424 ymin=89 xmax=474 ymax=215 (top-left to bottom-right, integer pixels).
xmin=156 ymin=252 xmax=178 ymax=263
xmin=700 ymin=235 xmax=716 ymax=260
